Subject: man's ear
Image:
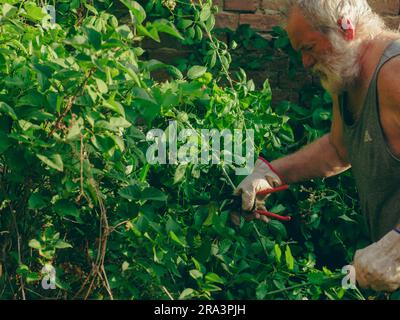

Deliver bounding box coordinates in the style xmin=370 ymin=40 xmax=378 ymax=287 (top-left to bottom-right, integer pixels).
xmin=337 ymin=17 xmax=355 ymax=41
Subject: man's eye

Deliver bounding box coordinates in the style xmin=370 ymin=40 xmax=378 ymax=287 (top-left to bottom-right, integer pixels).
xmin=304 ymin=46 xmax=314 ymax=52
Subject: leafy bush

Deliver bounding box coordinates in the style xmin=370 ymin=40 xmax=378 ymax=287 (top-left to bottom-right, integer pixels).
xmin=0 ymin=0 xmax=392 ymax=300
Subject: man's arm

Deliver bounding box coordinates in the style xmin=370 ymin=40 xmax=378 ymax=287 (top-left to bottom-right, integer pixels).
xmin=271 ymin=96 xmax=351 ymax=184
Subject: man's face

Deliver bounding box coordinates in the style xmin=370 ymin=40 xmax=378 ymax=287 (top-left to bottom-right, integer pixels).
xmin=286 ymin=7 xmax=358 ymax=94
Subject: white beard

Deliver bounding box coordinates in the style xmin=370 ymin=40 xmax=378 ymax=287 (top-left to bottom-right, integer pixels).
xmin=313 ymin=37 xmax=362 ymax=95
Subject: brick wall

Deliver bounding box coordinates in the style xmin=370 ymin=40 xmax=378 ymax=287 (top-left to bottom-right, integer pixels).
xmin=144 ymin=1 xmax=400 ymax=106
xmin=215 ymin=0 xmax=400 ymax=32
xmin=212 ymin=0 xmax=400 ymax=105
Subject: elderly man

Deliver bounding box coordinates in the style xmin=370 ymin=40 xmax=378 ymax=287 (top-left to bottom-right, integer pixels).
xmin=235 ymin=0 xmax=400 ymax=292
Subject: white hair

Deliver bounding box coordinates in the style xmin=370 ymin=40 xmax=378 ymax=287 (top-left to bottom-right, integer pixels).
xmin=281 ymin=0 xmax=386 ymax=39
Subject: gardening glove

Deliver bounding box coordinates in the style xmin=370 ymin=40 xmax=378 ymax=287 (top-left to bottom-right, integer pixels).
xmin=353 ymin=229 xmax=400 ymax=292
xmin=234 ymin=156 xmax=286 ymax=223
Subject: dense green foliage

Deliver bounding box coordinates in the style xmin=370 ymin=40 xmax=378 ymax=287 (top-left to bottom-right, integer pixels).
xmin=0 ymin=0 xmax=397 ymax=300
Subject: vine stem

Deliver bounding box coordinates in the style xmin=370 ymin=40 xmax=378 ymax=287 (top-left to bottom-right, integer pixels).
xmin=220 ymin=166 xmax=269 ymax=257
xmin=48 ymin=68 xmax=96 ymax=138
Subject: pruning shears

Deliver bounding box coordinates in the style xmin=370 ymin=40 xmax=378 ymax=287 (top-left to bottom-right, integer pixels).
xmin=227 ymin=184 xmax=292 ymax=224
xmin=253 ymin=184 xmax=292 ymax=222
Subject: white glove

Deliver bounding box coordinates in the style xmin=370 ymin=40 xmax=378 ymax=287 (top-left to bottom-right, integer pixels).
xmin=353 ymin=229 xmax=400 ymax=292
xmin=234 ymin=157 xmax=286 ymax=222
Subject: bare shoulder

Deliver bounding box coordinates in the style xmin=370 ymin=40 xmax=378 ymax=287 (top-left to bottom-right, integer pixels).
xmin=378 ymin=54 xmax=400 ymax=112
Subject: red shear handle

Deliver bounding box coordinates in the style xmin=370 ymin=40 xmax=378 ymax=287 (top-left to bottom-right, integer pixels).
xmin=255 ymin=210 xmax=292 ymax=222
xmin=256 ymin=184 xmax=289 ymax=196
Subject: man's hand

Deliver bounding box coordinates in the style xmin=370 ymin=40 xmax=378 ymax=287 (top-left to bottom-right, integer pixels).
xmin=234 ymin=157 xmax=285 ymax=223
xmin=353 ymin=230 xmax=400 ymax=292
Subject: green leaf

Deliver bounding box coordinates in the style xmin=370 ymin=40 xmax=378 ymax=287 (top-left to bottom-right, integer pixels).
xmin=120 ymin=0 xmax=146 ymax=24
xmin=24 ymin=2 xmax=47 ymax=21
xmin=103 ymin=99 xmax=125 ymax=117
xmin=85 ymin=27 xmax=102 ymax=50
xmin=26 ymin=272 xmax=41 ymax=283
xmin=36 ymin=154 xmax=64 ymax=172
xmin=54 ymin=200 xmax=80 ymax=219
xmin=169 ymin=230 xmax=187 ymax=248
xmin=137 ymin=25 xmax=160 ymax=42
xmin=0 ymin=102 xmax=17 ymax=120
xmin=189 ymin=269 xmax=203 ymax=280
xmin=28 ymin=239 xmax=41 ymax=250
xmin=274 ymin=244 xmax=282 ymax=263
xmin=200 ymin=4 xmax=211 ymax=22
xmin=2 ymin=3 xmax=18 ymax=18
xmin=285 ymin=245 xmax=295 ymax=270
xmin=174 ymin=164 xmax=187 ymax=184
xmin=338 ymin=214 xmax=357 ymax=223
xmin=55 ymin=240 xmax=73 ymax=249
xmin=95 ymin=78 xmax=108 ymax=94
xmin=66 ymin=121 xmax=81 ymax=141
xmin=256 ymin=281 xmax=268 ymax=300
xmin=28 ymin=193 xmax=47 ymax=210
xmin=119 ymin=185 xmax=168 ymax=202
xmin=0 ymin=131 xmax=11 ymax=154
xmin=205 ymin=272 xmax=225 ymax=285
xmin=179 ymin=288 xmax=195 ymax=300
xmin=187 ymin=65 xmax=207 ymax=80
xmin=153 ymin=19 xmax=184 ymax=40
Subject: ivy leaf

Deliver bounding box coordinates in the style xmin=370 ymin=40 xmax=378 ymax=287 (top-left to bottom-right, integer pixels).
xmin=36 ymin=154 xmax=64 ymax=172
xmin=187 ymin=65 xmax=207 ymax=80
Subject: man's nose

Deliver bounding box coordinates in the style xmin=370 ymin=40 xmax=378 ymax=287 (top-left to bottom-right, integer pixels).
xmin=302 ymin=54 xmax=316 ymax=69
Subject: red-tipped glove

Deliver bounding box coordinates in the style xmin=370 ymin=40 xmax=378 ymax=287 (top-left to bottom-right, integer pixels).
xmin=234 ymin=156 xmax=289 ymax=223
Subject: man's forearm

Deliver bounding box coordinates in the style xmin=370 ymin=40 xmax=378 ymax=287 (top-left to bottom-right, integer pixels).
xmin=270 ymin=134 xmax=351 ymax=184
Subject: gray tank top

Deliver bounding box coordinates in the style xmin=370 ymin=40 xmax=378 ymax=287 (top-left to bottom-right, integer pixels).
xmin=339 ymin=40 xmax=400 ymax=242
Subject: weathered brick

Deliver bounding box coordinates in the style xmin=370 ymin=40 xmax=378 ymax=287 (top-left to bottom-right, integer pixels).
xmin=224 ymin=0 xmax=258 ymax=12
xmin=212 ymin=0 xmax=224 ymax=12
xmin=368 ymin=0 xmax=400 ymax=15
xmin=265 ymin=56 xmax=289 ymax=72
xmin=247 ymin=70 xmax=278 ymax=88
xmin=272 ymin=88 xmax=300 ymax=105
xmin=384 ymin=15 xmax=400 ymax=30
xmin=215 ymin=12 xmax=239 ymax=30
xmin=279 ymin=72 xmax=312 ymax=90
xmin=142 ymin=34 xmax=185 ymax=50
xmin=147 ymin=48 xmax=193 ymax=64
xmin=239 ymin=13 xmax=283 ymax=31
xmin=261 ymin=0 xmax=285 ymax=12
